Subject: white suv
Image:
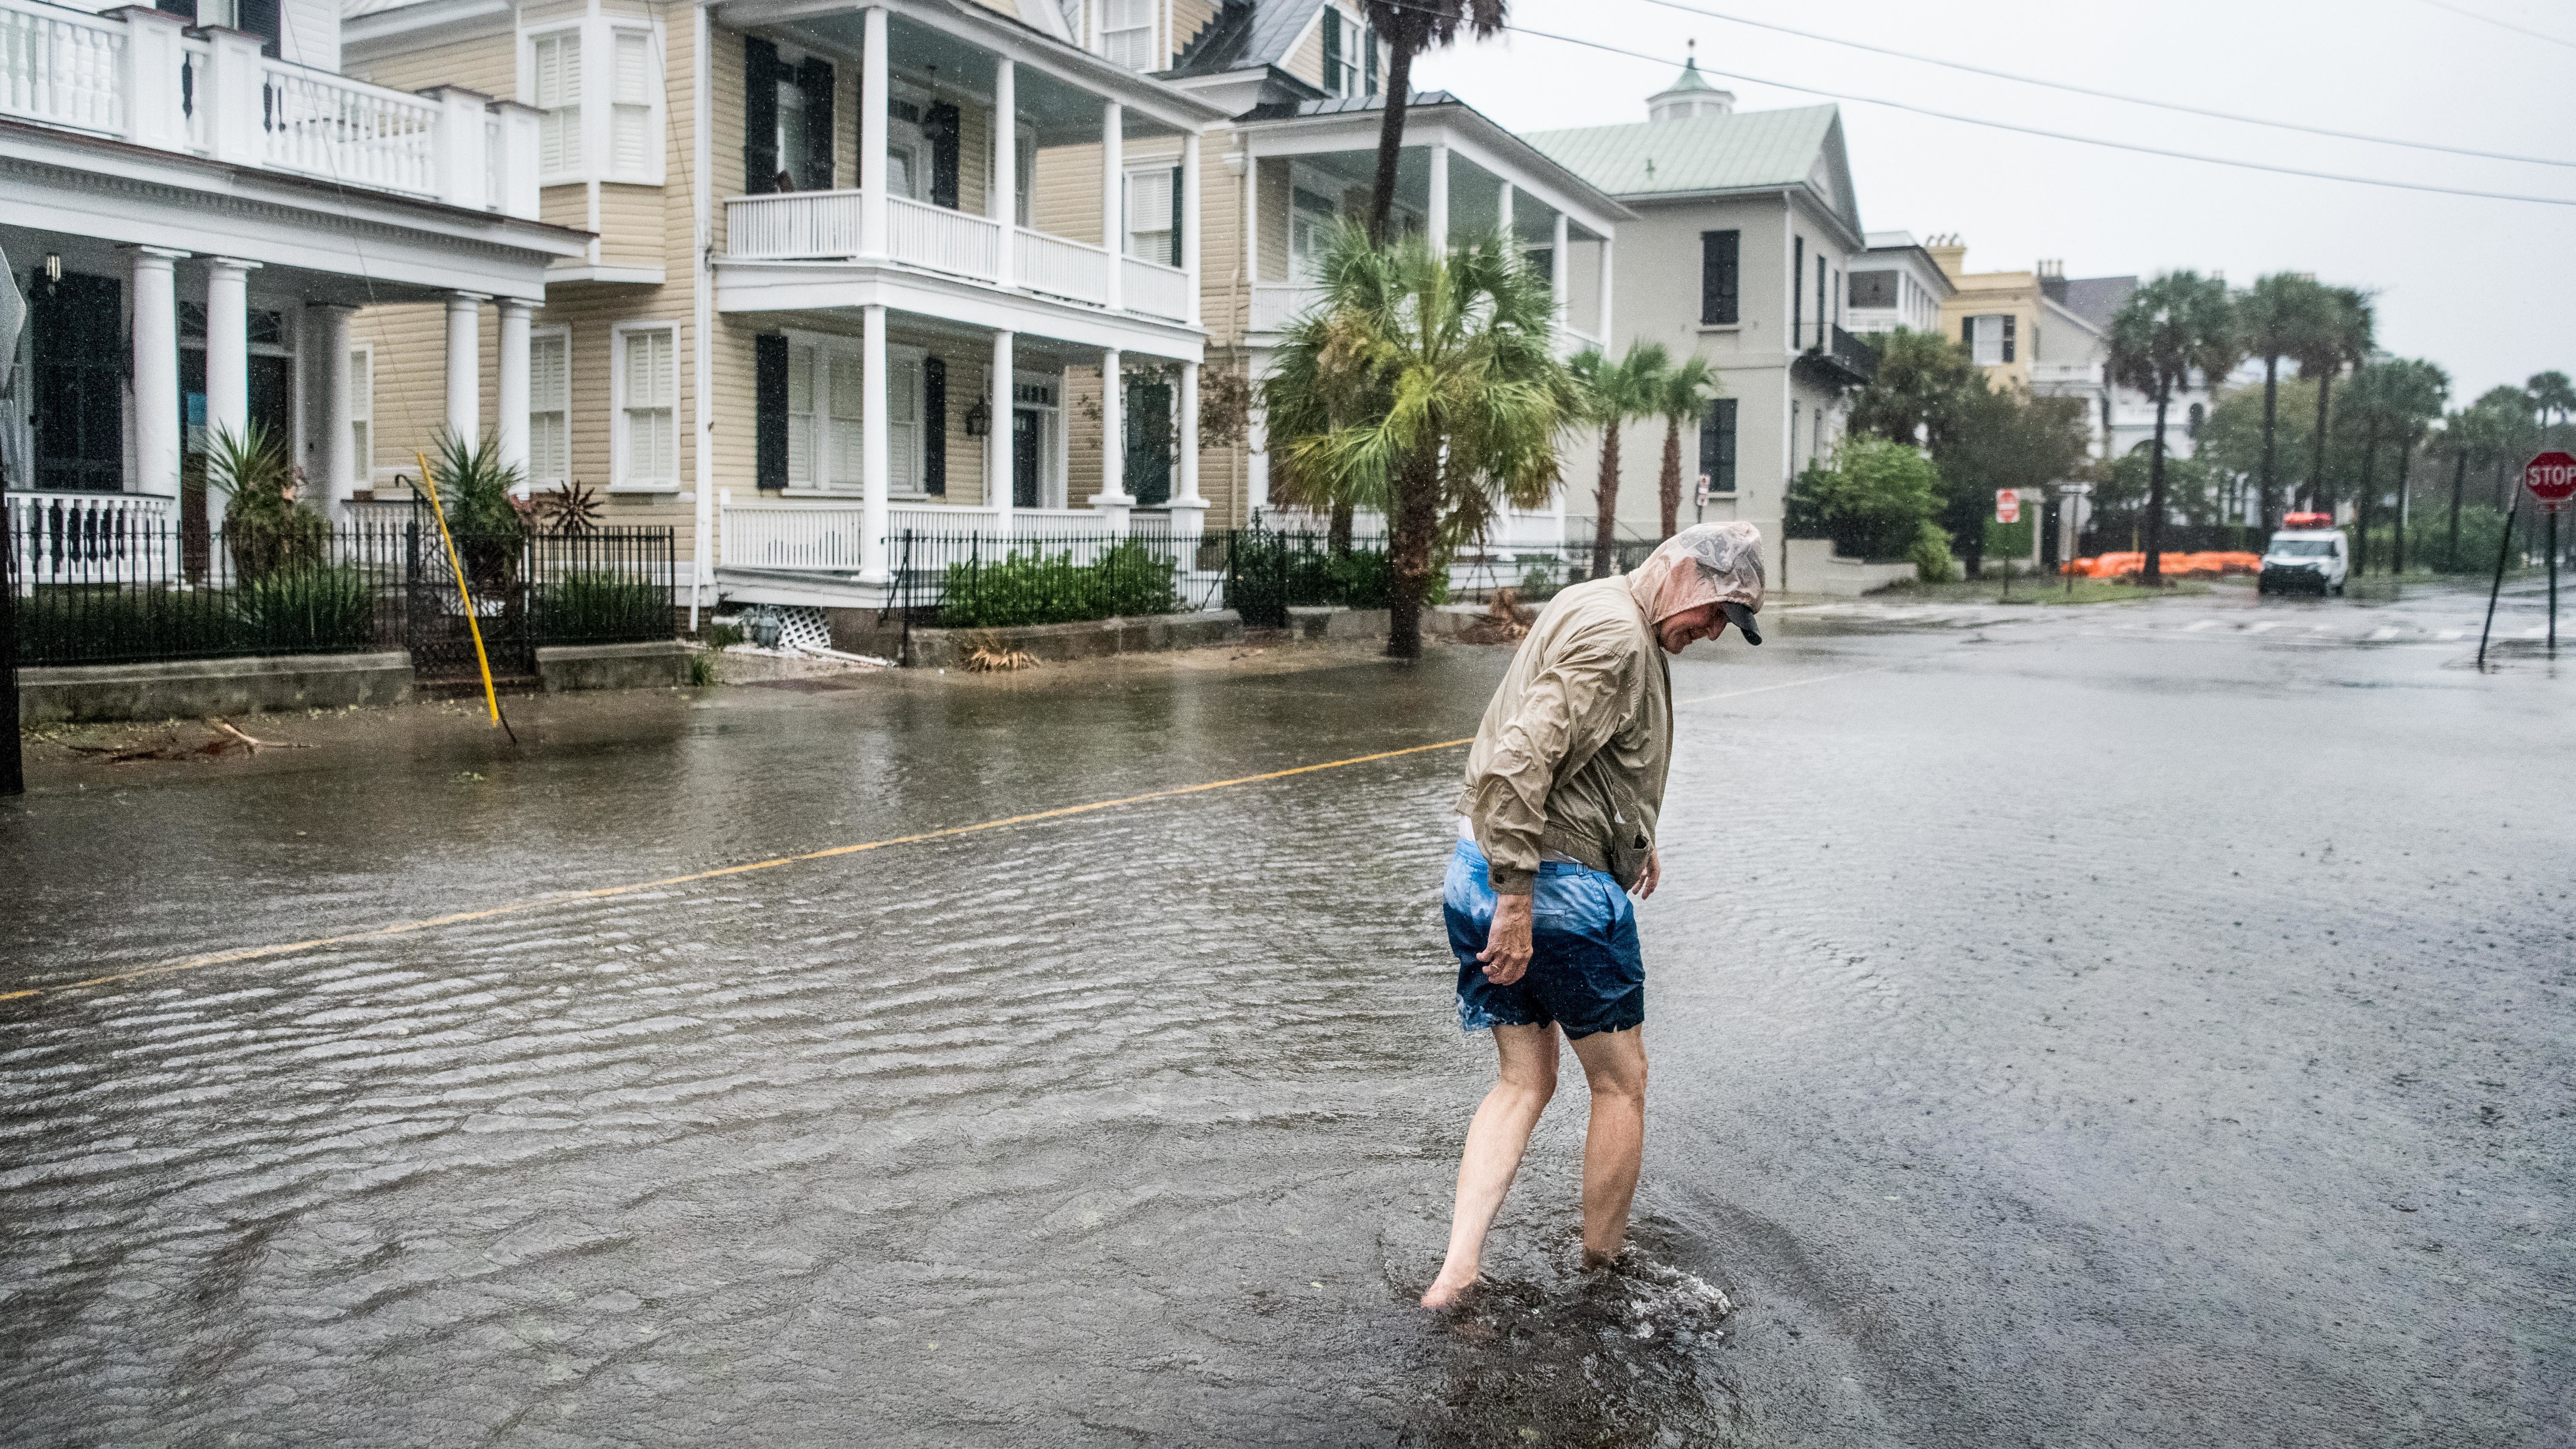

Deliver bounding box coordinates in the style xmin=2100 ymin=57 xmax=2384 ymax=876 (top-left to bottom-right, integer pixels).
xmin=2258 ymin=528 xmax=2349 ymax=596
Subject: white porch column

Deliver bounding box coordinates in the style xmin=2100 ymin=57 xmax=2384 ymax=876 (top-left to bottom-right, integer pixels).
xmin=1247 ymin=399 xmax=1269 ymax=514
xmin=1181 ymin=130 xmax=1201 ymax=325
xmin=1426 ymin=141 xmax=1449 ymax=254
xmin=860 ymin=6 xmax=890 ymax=259
xmin=312 ymin=303 xmax=356 ymax=509
xmin=1239 ymin=144 xmax=1259 ymax=290
xmin=203 ymin=257 xmax=256 ymax=448
xmin=992 ymin=57 xmax=1017 ymax=288
xmin=1551 ymin=213 xmax=1570 ymax=329
xmin=128 ymin=247 xmax=184 ymax=500
xmin=1597 ymin=234 xmax=1615 ymax=343
xmin=1092 ymin=349 xmax=1132 ymax=535
xmin=444 ymin=292 xmax=483 ymax=444
xmin=1169 ymin=358 xmax=1204 ymax=540
xmin=1497 ymin=181 xmax=1513 ymax=243
xmin=989 ymin=328 xmax=1015 ymax=532
xmin=496 ymin=298 xmax=534 ymax=490
xmin=861 ymin=303 xmax=891 ymax=584
xmin=1100 ymin=101 xmax=1124 ymax=312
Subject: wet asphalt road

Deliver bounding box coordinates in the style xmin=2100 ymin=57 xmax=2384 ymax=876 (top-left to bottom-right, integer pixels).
xmin=3 ymin=578 xmax=2570 ymax=1447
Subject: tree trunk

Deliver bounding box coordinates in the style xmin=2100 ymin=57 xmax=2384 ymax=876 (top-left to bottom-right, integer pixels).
xmin=1592 ymin=424 xmax=1623 ymax=578
xmin=2392 ymin=438 xmax=2414 ymax=576
xmin=2258 ymin=354 xmax=2280 ymax=530
xmin=1328 ymin=498 xmax=1354 ymax=556
xmin=2447 ymin=448 xmax=2467 ymax=572
xmin=2354 ymin=421 xmax=2379 ymax=575
xmin=1659 ymin=415 xmax=1682 ymax=540
xmin=1366 ymin=43 xmax=1418 ymax=245
xmin=1384 ymin=443 xmax=1441 ymax=659
xmin=2142 ymin=392 xmax=2169 ymax=584
xmin=2305 ymin=371 xmax=2334 ymax=511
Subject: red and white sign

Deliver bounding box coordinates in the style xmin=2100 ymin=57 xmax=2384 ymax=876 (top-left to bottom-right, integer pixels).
xmin=2525 ymin=451 xmax=2576 ymax=513
xmin=1994 ymin=489 xmax=2022 ymax=524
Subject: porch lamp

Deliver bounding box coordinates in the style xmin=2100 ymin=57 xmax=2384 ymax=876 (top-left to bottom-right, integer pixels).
xmin=964 ymin=399 xmax=992 ymax=437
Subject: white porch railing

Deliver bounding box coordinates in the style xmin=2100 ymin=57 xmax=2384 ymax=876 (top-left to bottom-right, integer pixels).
xmin=0 ymin=0 xmax=535 ymax=217
xmin=1254 ymin=506 xmax=1389 ymax=542
xmin=7 ymin=491 xmax=180 ymax=583
xmin=719 ymin=496 xmax=871 ymax=571
xmin=0 ymin=0 xmax=122 ymax=133
xmin=725 ymin=190 xmax=865 ymax=259
xmin=260 ymin=58 xmax=441 ymax=198
xmin=1014 ymin=228 xmax=1110 ymax=307
xmin=888 ymin=194 xmax=1001 ymax=281
xmin=1249 ymin=282 xmax=1322 ymax=334
xmin=1122 ymin=256 xmax=1192 ymax=322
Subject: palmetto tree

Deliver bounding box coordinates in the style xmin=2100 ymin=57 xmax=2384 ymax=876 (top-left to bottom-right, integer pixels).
xmin=2528 ymin=370 xmax=2575 ymax=446
xmin=2295 ymin=286 xmax=2375 ymax=511
xmin=2235 ymin=273 xmax=2332 ymax=531
xmin=2107 ymin=271 xmax=2242 ymax=584
xmin=1651 ymin=354 xmax=1719 ymax=541
xmin=1358 ymin=0 xmax=1506 ymax=243
xmin=1567 ymin=342 xmax=1670 ymax=576
xmin=1264 ymin=225 xmax=1573 ymax=658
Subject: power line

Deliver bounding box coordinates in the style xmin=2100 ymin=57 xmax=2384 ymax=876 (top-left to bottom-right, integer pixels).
xmin=2404 ymin=0 xmax=2576 ymax=51
xmin=1624 ymin=0 xmax=2576 ymax=170
xmin=1448 ymin=12 xmax=2576 ymax=208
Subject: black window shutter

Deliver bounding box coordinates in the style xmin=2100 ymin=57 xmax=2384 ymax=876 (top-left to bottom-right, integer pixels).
xmin=923 ymin=356 xmax=947 ymax=495
xmin=928 ymin=102 xmax=961 ymax=209
xmin=755 ymin=334 xmax=788 ymax=489
xmin=1363 ymin=29 xmax=1378 ymax=94
xmin=2001 ymin=314 xmax=2017 ymax=363
xmin=1699 ymin=398 xmax=1737 ymax=492
xmin=1321 ymin=11 xmax=1341 ymax=94
xmin=1700 ymin=230 xmax=1739 ymax=325
xmin=236 ymin=0 xmax=279 ymax=55
xmin=798 ymin=58 xmax=834 ymax=192
xmin=1963 ymin=316 xmax=1975 ymax=345
xmin=1168 ymin=165 xmax=1184 ymax=266
xmin=1792 ymin=237 xmax=1803 ymax=343
xmin=744 ymin=38 xmax=779 ymax=195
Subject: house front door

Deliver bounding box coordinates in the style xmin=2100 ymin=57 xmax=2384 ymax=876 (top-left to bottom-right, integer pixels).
xmin=29 ymin=271 xmax=124 ymax=493
xmin=1012 ymin=406 xmax=1040 ymax=509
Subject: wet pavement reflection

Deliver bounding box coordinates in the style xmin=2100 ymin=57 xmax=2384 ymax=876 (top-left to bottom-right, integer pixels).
xmin=4 ymin=579 xmax=2571 ymax=1446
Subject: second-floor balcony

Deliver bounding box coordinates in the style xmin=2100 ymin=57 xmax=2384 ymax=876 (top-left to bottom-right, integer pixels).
xmin=1797 ymin=323 xmax=1877 ymax=389
xmin=712 ymin=0 xmax=1228 ymax=334
xmin=0 ymin=0 xmax=539 ymax=216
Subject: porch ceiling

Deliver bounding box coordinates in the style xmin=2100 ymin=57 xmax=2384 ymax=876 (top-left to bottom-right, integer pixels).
xmin=753 ymin=305 xmax=1102 ymax=370
xmin=776 ymin=12 xmax=1175 ymax=147
xmin=1276 ymin=148 xmax=1564 ymax=247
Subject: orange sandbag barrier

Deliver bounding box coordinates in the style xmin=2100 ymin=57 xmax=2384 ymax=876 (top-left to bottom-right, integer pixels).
xmin=2060 ymin=551 xmax=2263 ymax=580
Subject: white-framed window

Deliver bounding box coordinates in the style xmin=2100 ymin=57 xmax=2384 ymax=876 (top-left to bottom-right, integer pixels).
xmin=613 ymin=323 xmax=678 ymax=490
xmin=347 ymin=344 xmax=372 ymax=487
xmin=1968 ymin=313 xmax=2016 ymax=367
xmin=886 ymin=95 xmax=930 ymax=202
xmin=528 ymin=328 xmax=571 ymax=487
xmin=1288 ymin=184 xmax=1338 ymax=282
xmin=1125 ymin=165 xmax=1177 ymax=264
xmin=781 ymin=334 xmax=923 ymax=494
xmin=527 ymin=20 xmax=664 ymax=185
xmin=1103 ymin=0 xmax=1154 ymax=68
xmin=532 ymin=29 xmax=581 ymax=177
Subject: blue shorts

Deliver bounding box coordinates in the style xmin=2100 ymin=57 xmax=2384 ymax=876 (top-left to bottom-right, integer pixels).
xmin=1443 ymin=838 xmax=1645 ymax=1040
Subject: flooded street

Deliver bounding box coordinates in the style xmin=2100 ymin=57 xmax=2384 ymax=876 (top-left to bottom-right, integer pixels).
xmin=4 ymin=581 xmax=2570 ymax=1446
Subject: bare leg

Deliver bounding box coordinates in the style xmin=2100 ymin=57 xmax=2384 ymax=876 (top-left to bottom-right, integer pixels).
xmin=1421 ymin=1023 xmax=1559 ymax=1308
xmin=1567 ymin=1025 xmax=1648 ymax=1265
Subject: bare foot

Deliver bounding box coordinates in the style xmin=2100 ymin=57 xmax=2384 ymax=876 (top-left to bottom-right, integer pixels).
xmin=1581 ymin=1246 xmax=1624 ymax=1272
xmin=1420 ymin=1268 xmax=1480 ymax=1309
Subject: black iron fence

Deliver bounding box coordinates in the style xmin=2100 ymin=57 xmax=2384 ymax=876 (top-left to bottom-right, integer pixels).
xmin=9 ymin=505 xmax=677 ymax=671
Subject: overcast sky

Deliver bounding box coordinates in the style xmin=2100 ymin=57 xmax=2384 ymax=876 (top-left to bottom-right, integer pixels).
xmin=1414 ymin=0 xmax=2576 ymax=406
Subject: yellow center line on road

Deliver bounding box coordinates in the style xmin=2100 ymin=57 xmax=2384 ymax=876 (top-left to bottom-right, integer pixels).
xmin=3 ymin=667 xmax=1887 ymax=1007
xmin=1674 ymin=664 xmax=1892 ymax=707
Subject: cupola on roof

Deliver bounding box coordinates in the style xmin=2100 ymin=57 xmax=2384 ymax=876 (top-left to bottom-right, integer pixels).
xmin=1648 ymin=45 xmax=1735 ymax=122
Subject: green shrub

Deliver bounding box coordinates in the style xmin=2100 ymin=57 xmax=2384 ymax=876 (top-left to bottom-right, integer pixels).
xmin=1910 ymin=521 xmax=1958 ymax=583
xmin=16 ymin=586 xmax=233 ymax=665
xmin=541 ymin=570 xmax=668 ymax=643
xmin=940 ymin=540 xmax=1179 ymax=628
xmin=1225 ymin=536 xmax=1445 ymax=624
xmin=230 ymin=565 xmax=378 ymax=653
xmin=208 ymin=422 xmax=327 ymax=582
xmin=1784 ymin=437 xmax=1945 ymax=560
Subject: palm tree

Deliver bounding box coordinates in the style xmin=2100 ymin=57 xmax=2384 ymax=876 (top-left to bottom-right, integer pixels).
xmin=1567 ymin=342 xmax=1670 ymax=576
xmin=2378 ymin=359 xmax=2448 ymax=575
xmin=1264 ymin=225 xmax=1573 ymax=659
xmin=1847 ymin=327 xmax=1977 ymax=449
xmin=2107 ymin=271 xmax=2241 ymax=585
xmin=2295 ymin=286 xmax=2375 ymax=511
xmin=2528 ymin=370 xmax=2575 ymax=446
xmin=2235 ymin=273 xmax=2331 ymax=531
xmin=1359 ymin=0 xmax=1506 ymax=243
xmin=1651 ymin=354 xmax=1720 ymax=540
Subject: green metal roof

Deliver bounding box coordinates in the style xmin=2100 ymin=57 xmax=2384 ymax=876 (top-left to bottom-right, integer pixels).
xmin=1522 ymin=104 xmax=1858 ymax=235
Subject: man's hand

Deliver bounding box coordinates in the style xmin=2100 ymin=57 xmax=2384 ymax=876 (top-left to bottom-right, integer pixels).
xmin=1635 ymin=848 xmax=1661 ymax=900
xmin=1478 ymin=893 xmax=1534 ymax=985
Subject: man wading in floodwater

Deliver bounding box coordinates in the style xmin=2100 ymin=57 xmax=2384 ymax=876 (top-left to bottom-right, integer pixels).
xmin=1421 ymin=522 xmax=1765 ymax=1310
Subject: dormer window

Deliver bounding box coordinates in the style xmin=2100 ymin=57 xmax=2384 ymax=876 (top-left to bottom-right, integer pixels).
xmin=1104 ymin=0 xmax=1154 ymax=68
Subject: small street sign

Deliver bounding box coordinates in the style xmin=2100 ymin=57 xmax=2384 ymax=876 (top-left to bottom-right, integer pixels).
xmin=1994 ymin=489 xmax=2021 ymax=524
xmin=2525 ymin=451 xmax=2576 ymax=513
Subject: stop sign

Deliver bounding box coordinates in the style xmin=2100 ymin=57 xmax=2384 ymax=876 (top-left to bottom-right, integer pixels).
xmin=1995 ymin=489 xmax=2021 ymax=524
xmin=2526 ymin=451 xmax=2576 ymax=512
